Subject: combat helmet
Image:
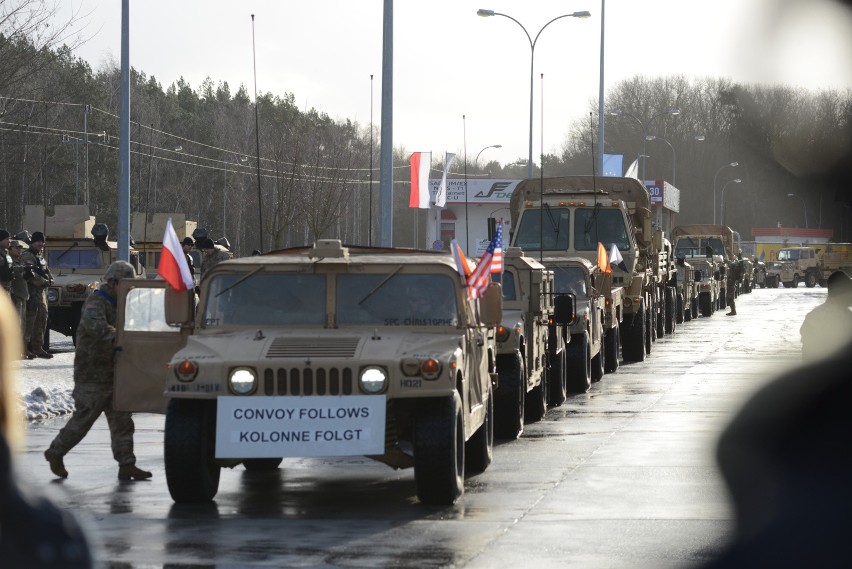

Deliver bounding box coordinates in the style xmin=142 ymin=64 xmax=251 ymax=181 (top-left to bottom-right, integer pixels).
xmin=104 ymin=260 xmax=137 ymax=281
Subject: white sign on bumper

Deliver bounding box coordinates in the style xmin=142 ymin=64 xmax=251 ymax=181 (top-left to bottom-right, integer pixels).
xmin=215 ymin=395 xmax=387 ymax=458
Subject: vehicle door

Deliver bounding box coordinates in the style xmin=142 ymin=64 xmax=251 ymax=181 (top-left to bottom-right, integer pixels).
xmin=464 ymin=295 xmax=488 ymax=436
xmin=113 ymin=280 xmax=191 ymax=413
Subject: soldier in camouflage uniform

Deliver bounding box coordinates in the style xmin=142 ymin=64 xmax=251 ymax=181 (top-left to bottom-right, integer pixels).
xmin=198 ymin=237 xmax=232 ymax=276
xmin=44 ymin=261 xmax=152 ymax=481
xmin=21 ymin=231 xmax=53 ymax=358
xmin=7 ymin=240 xmax=30 ymax=353
xmin=0 ymin=229 xmax=12 ymax=297
xmin=726 ymin=253 xmax=744 ymax=316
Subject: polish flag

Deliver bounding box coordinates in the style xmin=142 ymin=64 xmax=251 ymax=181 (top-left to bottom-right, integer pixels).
xmin=158 ymin=218 xmax=195 ymax=291
xmin=409 ymin=151 xmax=432 ymax=209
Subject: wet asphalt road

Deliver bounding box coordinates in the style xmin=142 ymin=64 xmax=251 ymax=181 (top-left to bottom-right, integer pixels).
xmin=17 ymin=286 xmax=824 ymax=568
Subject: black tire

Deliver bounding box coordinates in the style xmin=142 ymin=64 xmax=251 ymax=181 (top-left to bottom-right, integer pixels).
xmin=494 ymin=352 xmax=524 ymax=439
xmin=547 ymin=345 xmax=566 ymax=408
xmin=645 ymin=303 xmax=653 ymax=354
xmin=805 ymin=272 xmax=817 ymax=288
xmin=675 ymin=290 xmax=685 ymax=324
xmin=664 ymin=287 xmax=676 ymax=334
xmin=604 ymin=325 xmax=619 ymax=373
xmin=414 ymin=392 xmax=465 ymax=505
xmin=165 ymin=399 xmax=221 ymax=503
xmin=656 ymin=293 xmax=665 ymax=338
xmin=691 ymin=297 xmax=699 ymax=318
xmin=465 ymin=384 xmax=493 ymax=474
xmin=243 ymin=458 xmax=283 ymax=471
xmin=566 ymin=332 xmax=591 ymax=393
xmin=591 ymin=334 xmax=605 ymax=382
xmin=793 ymin=275 xmax=800 ymax=288
xmin=621 ymin=307 xmax=645 ymax=362
xmin=699 ymin=292 xmax=712 ymax=317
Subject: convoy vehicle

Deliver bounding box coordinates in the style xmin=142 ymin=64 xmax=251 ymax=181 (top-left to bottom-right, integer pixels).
xmin=777 ymin=245 xmax=852 ymax=288
xmin=131 ymin=213 xmax=200 ymax=281
xmin=753 ymin=258 xmax=767 ymax=288
xmin=549 ymin=257 xmax=615 ymax=391
xmin=509 ymin=176 xmax=668 ymax=363
xmin=24 ymin=205 xmax=145 ymax=341
xmin=493 ymin=248 xmax=573 ymax=437
xmin=112 ymin=240 xmax=502 ymax=506
xmin=765 ymin=261 xmax=782 ymax=288
xmin=671 ymin=225 xmax=735 ymax=310
xmin=674 ymin=256 xmax=700 ymax=322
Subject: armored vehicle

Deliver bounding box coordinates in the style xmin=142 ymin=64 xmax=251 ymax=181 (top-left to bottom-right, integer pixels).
xmin=675 ymin=256 xmax=700 ymax=322
xmin=509 ymin=176 xmax=669 ymax=363
xmin=113 ymin=240 xmax=501 ymax=506
xmin=494 ymin=248 xmax=573 ymax=437
xmin=671 ymin=225 xmax=733 ymax=311
xmin=765 ymin=261 xmax=782 ymax=288
xmin=753 ymin=259 xmax=767 ymax=288
xmin=24 ymin=205 xmax=144 ymax=340
xmin=778 ymin=245 xmax=852 ymax=288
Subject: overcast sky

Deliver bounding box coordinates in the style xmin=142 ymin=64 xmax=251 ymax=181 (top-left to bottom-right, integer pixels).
xmin=61 ymin=0 xmax=852 ymax=167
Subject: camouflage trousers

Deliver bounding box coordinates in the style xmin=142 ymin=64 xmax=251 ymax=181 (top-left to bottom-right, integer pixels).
xmin=11 ymin=294 xmax=26 ymax=336
xmin=25 ymin=287 xmax=47 ymax=347
xmin=47 ymin=383 xmax=137 ymax=466
xmin=726 ymin=280 xmax=737 ymax=309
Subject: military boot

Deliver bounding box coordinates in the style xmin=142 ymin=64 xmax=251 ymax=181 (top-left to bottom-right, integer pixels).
xmin=726 ymin=308 xmax=737 ymax=316
xmin=118 ymin=464 xmax=152 ymax=481
xmin=44 ymin=449 xmax=68 ymax=478
xmin=31 ymin=343 xmax=53 ymax=359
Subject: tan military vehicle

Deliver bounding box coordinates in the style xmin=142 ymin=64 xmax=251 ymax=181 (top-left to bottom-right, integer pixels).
xmin=24 ymin=205 xmax=144 ymax=341
xmin=112 ymin=240 xmax=501 ymax=506
xmin=765 ymin=260 xmax=782 ymax=288
xmin=130 ymin=213 xmax=200 ymax=282
xmin=674 ymin=256 xmax=700 ymax=321
xmin=778 ymin=245 xmax=852 ymax=288
xmin=671 ymin=225 xmax=732 ymax=311
xmin=494 ymin=247 xmax=573 ymax=438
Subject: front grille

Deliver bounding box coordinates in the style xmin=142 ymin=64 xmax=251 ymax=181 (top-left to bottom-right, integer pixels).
xmin=265 ymin=337 xmax=360 ymax=358
xmin=262 ymin=367 xmax=355 ymax=396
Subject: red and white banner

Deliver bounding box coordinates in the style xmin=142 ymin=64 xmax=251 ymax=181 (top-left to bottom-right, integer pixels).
xmin=158 ymin=218 xmax=195 ymax=291
xmin=409 ymin=152 xmax=432 ymax=209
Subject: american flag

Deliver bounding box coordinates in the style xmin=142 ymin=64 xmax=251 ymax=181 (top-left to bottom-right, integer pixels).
xmin=490 ymin=222 xmax=504 ymax=274
xmin=466 ymin=224 xmax=502 ymax=300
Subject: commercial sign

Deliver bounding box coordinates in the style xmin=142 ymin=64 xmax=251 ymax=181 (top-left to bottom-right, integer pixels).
xmin=215 ymin=395 xmax=387 ymax=458
xmin=429 ymin=179 xmax=521 ymax=204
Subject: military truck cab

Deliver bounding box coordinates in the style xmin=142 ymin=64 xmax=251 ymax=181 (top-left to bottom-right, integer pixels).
xmin=113 ymin=240 xmax=501 ymax=506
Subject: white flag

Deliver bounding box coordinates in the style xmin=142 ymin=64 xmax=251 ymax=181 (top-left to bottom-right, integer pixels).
xmin=435 ymin=152 xmax=457 ymax=208
xmin=625 ymin=158 xmax=640 ymax=181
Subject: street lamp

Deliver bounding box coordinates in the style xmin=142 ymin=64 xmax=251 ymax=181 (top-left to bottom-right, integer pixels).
xmin=478 ymin=8 xmax=591 ymax=178
xmin=713 ymin=162 xmax=739 ymax=224
xmin=787 ymin=193 xmax=809 ymax=228
xmin=720 ymin=178 xmax=742 ymax=226
xmin=608 ymin=108 xmax=680 ymax=182
xmin=645 ymin=135 xmax=676 ymax=185
xmin=475 ymin=144 xmax=502 ymax=166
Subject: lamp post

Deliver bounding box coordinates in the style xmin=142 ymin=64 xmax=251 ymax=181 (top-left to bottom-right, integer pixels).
xmin=477 ymin=8 xmax=591 ymax=179
xmin=644 ymin=135 xmax=676 ymax=185
xmin=712 ymin=162 xmax=739 ymax=224
xmin=608 ymin=108 xmax=680 ymax=182
xmin=475 ymin=144 xmax=502 ymax=167
xmin=720 ymin=178 xmax=742 ymax=226
xmin=787 ymin=193 xmax=808 ymax=228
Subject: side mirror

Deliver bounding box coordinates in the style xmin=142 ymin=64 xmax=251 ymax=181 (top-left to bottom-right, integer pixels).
xmin=164 ymin=287 xmax=194 ymax=326
xmin=480 ymin=283 xmax=503 ymax=327
xmin=553 ymin=294 xmax=575 ymax=325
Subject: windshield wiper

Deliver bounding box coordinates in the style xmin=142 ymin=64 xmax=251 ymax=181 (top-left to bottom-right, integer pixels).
xmin=215 ymin=266 xmax=265 ymax=297
xmin=55 ymin=241 xmax=79 ymax=262
xmin=583 ymin=203 xmax=603 ymax=234
xmin=358 ymin=265 xmax=403 ymax=305
xmin=542 ymin=203 xmax=559 ymax=235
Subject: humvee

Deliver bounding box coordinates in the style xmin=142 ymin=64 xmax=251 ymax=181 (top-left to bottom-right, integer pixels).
xmin=113 ymin=240 xmax=501 ymax=506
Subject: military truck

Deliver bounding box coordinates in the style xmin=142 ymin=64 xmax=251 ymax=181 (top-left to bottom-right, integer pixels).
xmin=549 ymin=257 xmax=616 ymax=392
xmin=494 ymin=247 xmax=573 ymax=437
xmin=674 ymin=256 xmax=700 ymax=322
xmin=672 ymin=233 xmax=723 ymax=317
xmin=671 ymin=225 xmax=736 ymax=310
xmin=112 ymin=240 xmax=502 ymax=506
xmin=765 ymin=260 xmax=782 ymax=288
xmin=24 ymin=205 xmax=145 ymax=341
xmin=753 ymin=258 xmax=767 ymax=288
xmin=509 ymin=175 xmax=669 ymax=363
xmin=778 ymin=245 xmax=852 ymax=288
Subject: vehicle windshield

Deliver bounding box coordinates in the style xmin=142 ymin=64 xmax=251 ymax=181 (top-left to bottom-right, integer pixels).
xmin=675 ymin=237 xmax=725 ymax=257
xmin=574 ymin=207 xmax=630 ymax=251
xmin=551 ymin=265 xmax=588 ymax=297
xmin=337 ymin=273 xmax=459 ymax=326
xmin=202 ymin=272 xmax=326 ymax=327
xmin=48 ymin=249 xmax=101 ymax=270
xmin=512 ymin=208 xmax=569 ymax=251
xmin=777 ymin=249 xmax=800 ymax=261
xmin=493 ymin=270 xmax=516 ymax=301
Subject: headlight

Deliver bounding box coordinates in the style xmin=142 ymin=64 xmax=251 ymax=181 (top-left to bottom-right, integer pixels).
xmin=359 ymin=366 xmax=388 ymax=393
xmin=46 ymin=288 xmax=60 ymax=303
xmin=228 ymin=367 xmax=257 ymax=394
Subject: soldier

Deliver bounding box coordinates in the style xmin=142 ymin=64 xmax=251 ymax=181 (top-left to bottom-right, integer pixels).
xmin=181 ymin=237 xmax=196 ymax=279
xmin=44 ymin=261 xmax=152 ymax=481
xmin=21 ymin=231 xmax=53 ymax=358
xmin=800 ymin=270 xmax=852 ymax=361
xmin=726 ymin=253 xmax=744 ymax=316
xmin=198 ymin=237 xmax=232 ymax=275
xmin=7 ymin=240 xmax=30 ymax=355
xmin=0 ymin=229 xmax=12 ymax=296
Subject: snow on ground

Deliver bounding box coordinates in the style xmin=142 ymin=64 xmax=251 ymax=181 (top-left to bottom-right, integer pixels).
xmin=15 ymin=334 xmax=76 ymax=421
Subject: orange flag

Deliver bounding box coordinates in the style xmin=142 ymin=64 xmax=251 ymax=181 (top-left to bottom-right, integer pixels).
xmin=597 ymin=242 xmax=612 ymax=274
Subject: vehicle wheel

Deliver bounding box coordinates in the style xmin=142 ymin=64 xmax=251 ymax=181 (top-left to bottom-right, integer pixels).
xmin=526 ymin=351 xmax=549 ymax=423
xmin=699 ymin=292 xmax=712 ymax=317
xmin=620 ymin=308 xmax=645 ymax=363
xmin=645 ymin=304 xmax=653 ymax=354
xmin=494 ymin=352 xmax=524 ymax=439
xmin=604 ymin=325 xmax=619 ymax=373
xmin=547 ymin=345 xmax=566 ymax=408
xmin=165 ymin=399 xmax=221 ymax=503
xmin=805 ymin=272 xmax=817 ymax=288
xmin=414 ymin=392 xmax=465 ymax=505
xmin=793 ymin=275 xmax=800 ymax=288
xmin=675 ymin=290 xmax=685 ymax=324
xmin=465 ymin=384 xmax=493 ymax=474
xmin=684 ymin=300 xmax=693 ymax=321
xmin=656 ymin=302 xmax=665 ymax=338
xmin=243 ymin=458 xmax=283 ymax=471
xmin=782 ymin=280 xmax=793 ymax=288
xmin=591 ymin=336 xmax=605 ymax=382
xmin=566 ymin=332 xmax=591 ymax=393
xmin=691 ymin=297 xmax=699 ymax=318
xmin=664 ymin=287 xmax=676 ymax=334
xmin=774 ymin=278 xmax=780 ymax=288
